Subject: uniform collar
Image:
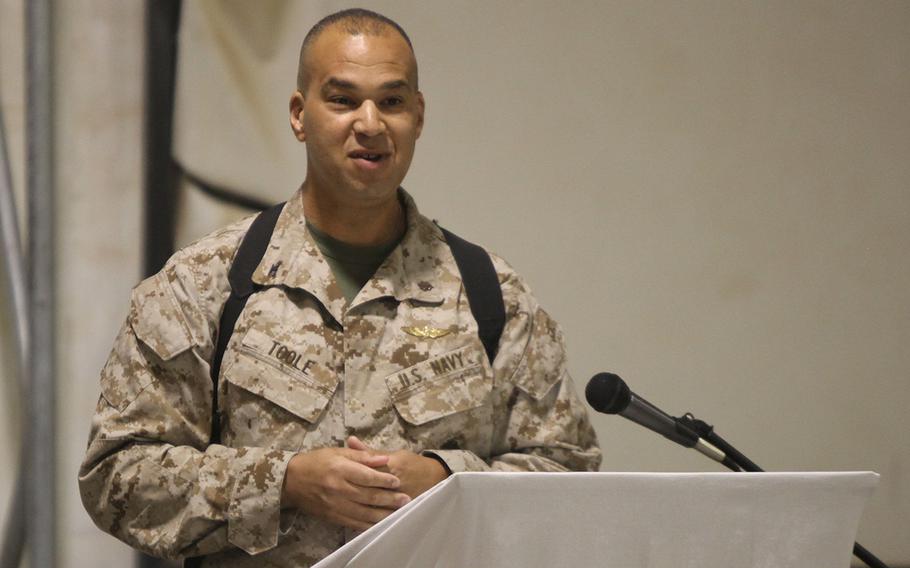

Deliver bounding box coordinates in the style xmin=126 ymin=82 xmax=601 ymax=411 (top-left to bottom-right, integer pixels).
xmin=356 ymin=189 xmax=449 ymax=309
xmin=252 ymin=188 xmax=449 ymax=323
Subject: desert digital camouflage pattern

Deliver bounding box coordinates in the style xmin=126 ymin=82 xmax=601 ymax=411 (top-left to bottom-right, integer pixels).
xmin=79 ymin=190 xmax=602 ymax=566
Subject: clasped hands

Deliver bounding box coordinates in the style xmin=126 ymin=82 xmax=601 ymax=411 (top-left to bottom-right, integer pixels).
xmin=280 ymin=436 xmax=448 ymax=531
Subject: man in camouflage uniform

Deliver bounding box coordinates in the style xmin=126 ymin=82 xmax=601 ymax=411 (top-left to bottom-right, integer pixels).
xmin=79 ymin=8 xmax=601 ymax=566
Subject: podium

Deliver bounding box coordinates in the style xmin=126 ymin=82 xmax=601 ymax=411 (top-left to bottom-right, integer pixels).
xmin=314 ymin=471 xmax=878 ymax=568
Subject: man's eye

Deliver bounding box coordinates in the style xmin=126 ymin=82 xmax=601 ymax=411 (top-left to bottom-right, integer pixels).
xmin=383 ymin=97 xmax=404 ymax=108
xmin=329 ymin=96 xmax=354 ymax=106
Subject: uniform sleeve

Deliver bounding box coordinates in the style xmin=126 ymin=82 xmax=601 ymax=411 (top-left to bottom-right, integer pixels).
xmin=78 ymin=264 xmax=296 ymax=560
xmin=424 ymin=283 xmax=602 ymax=474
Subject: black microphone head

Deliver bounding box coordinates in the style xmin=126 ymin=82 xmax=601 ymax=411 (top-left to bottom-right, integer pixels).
xmin=585 ymin=372 xmax=632 ymax=414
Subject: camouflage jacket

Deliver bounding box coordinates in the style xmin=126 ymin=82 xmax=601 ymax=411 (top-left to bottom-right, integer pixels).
xmin=79 ymin=190 xmax=602 ymax=566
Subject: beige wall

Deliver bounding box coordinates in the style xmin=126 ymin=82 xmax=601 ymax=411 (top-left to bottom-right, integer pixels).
xmin=1 ymin=1 xmax=908 ymax=565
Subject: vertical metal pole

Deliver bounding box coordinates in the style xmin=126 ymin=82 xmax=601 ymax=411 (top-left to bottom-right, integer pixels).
xmin=26 ymin=0 xmax=57 ymax=565
xmin=0 ymin=92 xmax=29 ymax=568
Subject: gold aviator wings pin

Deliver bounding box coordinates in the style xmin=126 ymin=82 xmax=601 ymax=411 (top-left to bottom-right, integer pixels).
xmin=402 ymin=326 xmax=452 ymax=339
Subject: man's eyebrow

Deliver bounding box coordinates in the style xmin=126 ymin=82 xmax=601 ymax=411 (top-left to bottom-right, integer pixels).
xmin=321 ymin=77 xmax=410 ymax=93
xmin=323 ymin=77 xmax=357 ymax=92
xmin=380 ymin=79 xmax=409 ymax=90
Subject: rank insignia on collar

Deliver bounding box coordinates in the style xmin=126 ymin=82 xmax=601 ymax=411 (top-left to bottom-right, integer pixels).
xmin=403 ymin=325 xmax=452 ymax=339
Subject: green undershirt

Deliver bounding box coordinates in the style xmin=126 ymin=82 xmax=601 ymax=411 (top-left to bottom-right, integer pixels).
xmin=307 ymin=221 xmax=403 ymax=304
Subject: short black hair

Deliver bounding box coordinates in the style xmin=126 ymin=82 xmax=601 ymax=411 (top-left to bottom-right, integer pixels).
xmin=297 ymin=8 xmax=416 ymax=90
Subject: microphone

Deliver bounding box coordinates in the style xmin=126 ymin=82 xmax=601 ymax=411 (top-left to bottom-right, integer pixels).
xmin=585 ymin=372 xmax=729 ymax=465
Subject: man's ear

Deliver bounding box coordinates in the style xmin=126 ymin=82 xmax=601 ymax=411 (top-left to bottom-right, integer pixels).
xmin=289 ymin=91 xmax=306 ymax=142
xmin=415 ymin=91 xmax=425 ymax=139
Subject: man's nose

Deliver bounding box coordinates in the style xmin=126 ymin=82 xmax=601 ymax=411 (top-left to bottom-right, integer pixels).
xmin=352 ymin=100 xmax=385 ymax=137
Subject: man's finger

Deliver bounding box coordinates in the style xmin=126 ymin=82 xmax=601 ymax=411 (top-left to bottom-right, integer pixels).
xmin=346 ymin=435 xmax=372 ymax=452
xmin=344 ymin=448 xmax=392 ymax=470
xmin=343 ymin=459 xmax=401 ymax=489
xmin=344 ymin=484 xmax=411 ymax=509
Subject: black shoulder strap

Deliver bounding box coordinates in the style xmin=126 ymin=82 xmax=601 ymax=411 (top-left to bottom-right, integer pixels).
xmin=439 ymin=227 xmax=505 ymax=365
xmin=209 ymin=202 xmax=285 ymax=444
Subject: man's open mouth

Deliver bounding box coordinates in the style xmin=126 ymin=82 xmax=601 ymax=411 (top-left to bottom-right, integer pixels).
xmin=350 ymin=151 xmax=385 ymax=162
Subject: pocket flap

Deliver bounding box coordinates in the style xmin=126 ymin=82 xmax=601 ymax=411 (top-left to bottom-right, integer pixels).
xmin=513 ymin=308 xmax=566 ymax=400
xmin=129 ymin=272 xmax=194 ymax=361
xmin=223 ymin=328 xmax=335 ymax=423
xmin=386 ymin=345 xmax=490 ymax=426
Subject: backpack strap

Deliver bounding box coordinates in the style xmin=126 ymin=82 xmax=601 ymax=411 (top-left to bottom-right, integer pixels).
xmin=208 ymin=202 xmax=285 ymax=445
xmin=439 ymin=227 xmax=505 ymax=365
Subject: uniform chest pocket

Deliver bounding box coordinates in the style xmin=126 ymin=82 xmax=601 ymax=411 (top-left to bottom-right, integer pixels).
xmin=222 ymin=328 xmax=337 ymax=423
xmin=385 ymin=345 xmax=491 ymax=426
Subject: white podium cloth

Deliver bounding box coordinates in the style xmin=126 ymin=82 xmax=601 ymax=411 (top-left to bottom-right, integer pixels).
xmin=314 ymin=471 xmax=878 ymax=568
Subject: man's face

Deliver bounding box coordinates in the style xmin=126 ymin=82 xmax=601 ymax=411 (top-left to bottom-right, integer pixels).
xmin=290 ymin=27 xmax=424 ymax=205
